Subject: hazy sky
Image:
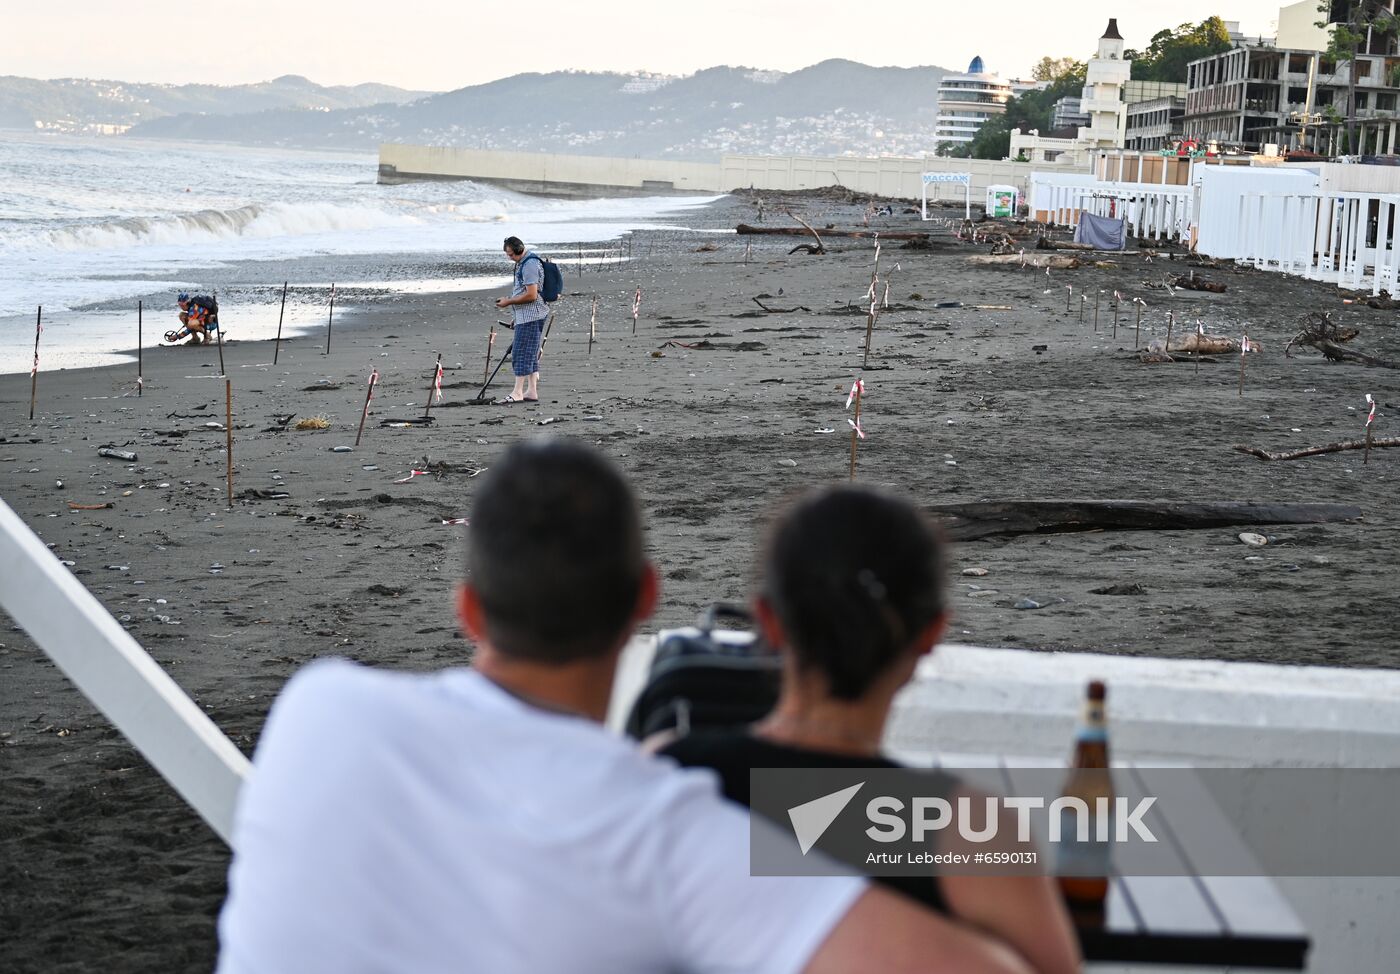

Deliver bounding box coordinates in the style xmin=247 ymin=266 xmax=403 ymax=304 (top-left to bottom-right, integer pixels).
xmin=5 ymin=1 xmax=1290 ymax=91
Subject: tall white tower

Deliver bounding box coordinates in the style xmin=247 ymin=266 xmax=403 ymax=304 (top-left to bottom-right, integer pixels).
xmin=1078 ymin=19 xmax=1131 ymax=148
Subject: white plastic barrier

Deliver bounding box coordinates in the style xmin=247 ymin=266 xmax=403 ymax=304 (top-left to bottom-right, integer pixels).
xmin=0 ymin=496 xmax=250 ymax=843
xmin=1029 ymin=172 xmax=1196 ymax=243
xmin=1232 ymin=189 xmax=1400 ymax=294
xmin=1194 ymin=166 xmax=1320 ymax=260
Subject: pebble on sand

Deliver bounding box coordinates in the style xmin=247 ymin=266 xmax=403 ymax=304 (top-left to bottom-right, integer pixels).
xmin=962 ymin=567 xmax=989 ymax=577
xmin=1239 ymin=532 xmax=1269 ymax=547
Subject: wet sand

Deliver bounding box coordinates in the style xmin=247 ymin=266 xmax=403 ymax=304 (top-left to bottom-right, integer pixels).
xmin=2 ymin=193 xmax=1398 ymax=971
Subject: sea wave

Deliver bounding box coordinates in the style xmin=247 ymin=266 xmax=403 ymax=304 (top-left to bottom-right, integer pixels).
xmin=1 ymin=198 xmax=511 ymax=253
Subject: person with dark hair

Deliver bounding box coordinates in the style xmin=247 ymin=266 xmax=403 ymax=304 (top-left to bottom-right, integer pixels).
xmin=166 ymin=291 xmax=219 ymax=345
xmin=217 ymin=441 xmax=1038 ymax=974
xmin=493 ymin=235 xmax=545 ymax=403
xmin=662 ymin=485 xmax=1080 ymax=974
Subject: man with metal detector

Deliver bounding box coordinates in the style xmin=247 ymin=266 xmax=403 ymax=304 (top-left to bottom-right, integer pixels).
xmin=493 ymin=236 xmax=547 ymax=403
xmin=167 ymin=292 xmax=219 ymax=345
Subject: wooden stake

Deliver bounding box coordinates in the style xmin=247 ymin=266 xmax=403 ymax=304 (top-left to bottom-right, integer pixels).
xmin=1093 ymin=290 xmax=1100 ymax=333
xmin=632 ymin=287 xmax=641 ymax=335
xmin=1066 ymin=285 xmax=1073 ymax=312
xmin=1135 ymin=300 xmax=1143 ymax=347
xmin=137 ymin=301 xmax=143 ymax=397
xmin=745 ymin=239 xmax=752 ymax=264
xmin=863 ymin=307 xmax=876 ymax=368
xmin=273 ymin=281 xmax=287 ymax=365
xmin=325 ymin=284 xmax=336 ymax=355
xmin=1079 ymin=294 xmax=1085 ymax=326
xmin=849 ymin=387 xmax=863 ymax=481
xmin=28 ymin=306 xmax=41 ymax=421
xmin=484 ymin=324 xmax=497 ymax=383
xmin=424 ymin=352 xmax=443 ymax=420
xmin=216 ymin=316 xmax=226 ymax=377
xmin=1238 ymin=327 xmax=1249 ymax=398
xmin=225 ymin=380 xmax=234 ymax=509
xmin=1166 ymin=311 xmax=1175 ymax=351
xmin=1113 ymin=294 xmax=1119 ymax=338
xmin=589 ymin=296 xmax=598 ymax=355
xmin=355 ymin=369 xmax=378 ymax=447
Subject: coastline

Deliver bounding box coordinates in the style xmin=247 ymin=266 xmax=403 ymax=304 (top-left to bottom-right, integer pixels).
xmin=3 ymin=191 xmax=1400 ymax=970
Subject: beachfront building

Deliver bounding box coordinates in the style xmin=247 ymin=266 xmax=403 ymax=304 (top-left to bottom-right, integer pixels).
xmin=1181 ymin=44 xmax=1400 ymax=154
xmin=934 ymin=56 xmax=1012 ymax=150
xmin=1051 ymin=96 xmax=1090 ymax=130
xmin=1011 ymin=19 xmax=1133 ymax=165
xmin=1125 ymin=96 xmax=1186 ymax=150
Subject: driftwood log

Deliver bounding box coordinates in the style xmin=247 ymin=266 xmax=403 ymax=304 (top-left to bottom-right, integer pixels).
xmin=1284 ymin=312 xmax=1395 ymax=367
xmin=1172 ymin=275 xmax=1226 ymax=293
xmin=925 ymin=499 xmax=1362 ymax=542
xmin=1233 ymin=438 xmax=1400 ymax=461
xmin=968 ymin=253 xmax=1081 ymax=269
xmin=735 ymin=224 xmax=931 ymax=241
xmin=1036 ymin=237 xmax=1096 ymax=251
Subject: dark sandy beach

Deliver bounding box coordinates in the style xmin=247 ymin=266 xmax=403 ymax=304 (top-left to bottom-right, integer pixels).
xmin=2 ymin=192 xmax=1399 ymax=971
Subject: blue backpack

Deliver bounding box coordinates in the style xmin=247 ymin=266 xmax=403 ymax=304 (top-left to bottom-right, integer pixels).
xmin=521 ymin=253 xmax=565 ymax=303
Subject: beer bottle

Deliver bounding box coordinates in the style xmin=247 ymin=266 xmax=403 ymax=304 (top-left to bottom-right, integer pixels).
xmin=1058 ymin=679 xmax=1111 ymax=911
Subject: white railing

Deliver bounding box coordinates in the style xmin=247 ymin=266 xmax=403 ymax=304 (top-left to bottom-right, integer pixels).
xmin=1232 ymin=190 xmax=1400 ymax=295
xmin=1030 ymin=172 xmax=1195 ymax=243
xmin=0 ymin=495 xmax=250 ymax=843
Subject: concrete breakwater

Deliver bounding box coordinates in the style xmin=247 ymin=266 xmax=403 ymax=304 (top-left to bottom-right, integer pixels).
xmin=378 ymin=143 xmax=1076 ymax=201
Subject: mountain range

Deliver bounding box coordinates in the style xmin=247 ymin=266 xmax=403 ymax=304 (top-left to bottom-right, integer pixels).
xmin=0 ymin=74 xmax=428 ymax=134
xmin=2 ymin=61 xmax=950 ymax=159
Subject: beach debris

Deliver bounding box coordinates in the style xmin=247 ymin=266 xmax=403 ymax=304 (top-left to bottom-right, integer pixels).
xmin=693 ymin=242 xmax=720 ymax=252
xmin=1090 ymin=582 xmax=1147 ymax=596
xmin=968 ymin=253 xmax=1080 ymax=269
xmin=1233 ymin=436 xmax=1400 ymax=462
xmin=97 ymin=447 xmax=137 ymax=461
xmin=394 ymin=469 xmax=431 ymax=484
xmin=441 ymin=517 xmax=470 ymax=526
xmin=331 ymin=445 xmax=353 ymax=453
xmin=209 ymin=563 xmax=224 ymax=574
xmin=1171 ymin=273 xmax=1226 ymax=293
xmin=302 ymin=382 xmax=342 ymax=391
xmin=68 ymin=502 xmax=113 ymax=511
xmin=296 ymin=416 xmax=330 ymax=430
xmin=777 ymin=458 xmax=798 ymax=468
xmin=1238 ymin=533 xmax=1269 ymax=547
xmin=814 ymin=427 xmax=836 ymax=434
xmin=54 ymin=480 xmax=63 ymax=489
xmin=380 ymin=416 xmax=435 ymax=427
xmin=1013 ymin=598 xmax=1043 ymax=610
xmin=925 ymin=499 xmax=1362 ymax=541
xmin=1285 ymin=312 xmax=1397 ymax=368
xmin=751 ymin=296 xmax=813 ymax=314
xmin=236 ymin=488 xmax=292 ymax=500
xmin=961 ymin=567 xmax=989 ymax=577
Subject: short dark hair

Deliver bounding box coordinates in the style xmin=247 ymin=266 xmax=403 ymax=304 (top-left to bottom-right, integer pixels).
xmin=761 ymin=486 xmax=948 ymax=700
xmin=503 ymin=236 xmax=525 ymax=256
xmin=467 ymin=438 xmax=644 ymax=663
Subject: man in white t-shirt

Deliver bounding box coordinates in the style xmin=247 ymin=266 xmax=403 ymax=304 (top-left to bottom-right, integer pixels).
xmin=217 ymin=439 xmax=1038 ymax=974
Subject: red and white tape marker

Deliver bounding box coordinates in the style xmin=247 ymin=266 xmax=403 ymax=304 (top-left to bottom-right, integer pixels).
xmin=845 ymin=378 xmax=865 ymax=410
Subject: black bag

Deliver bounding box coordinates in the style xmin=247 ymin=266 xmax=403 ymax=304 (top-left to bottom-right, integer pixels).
xmin=521 ymin=253 xmax=564 ymax=303
xmin=624 ymin=604 xmax=781 ymax=741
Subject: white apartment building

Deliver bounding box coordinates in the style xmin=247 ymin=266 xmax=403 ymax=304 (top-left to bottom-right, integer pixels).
xmin=935 ymin=56 xmax=1012 ymax=147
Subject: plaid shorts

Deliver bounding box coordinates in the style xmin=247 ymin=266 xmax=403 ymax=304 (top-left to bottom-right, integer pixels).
xmin=511 ymin=317 xmax=545 ymax=376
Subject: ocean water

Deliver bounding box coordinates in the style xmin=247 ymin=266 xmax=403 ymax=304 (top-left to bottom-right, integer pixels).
xmin=0 ymin=134 xmax=722 ymax=374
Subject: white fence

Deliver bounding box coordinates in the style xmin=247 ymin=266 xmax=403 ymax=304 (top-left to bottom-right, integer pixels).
xmin=1030 ymin=172 xmax=1196 ymax=243
xmin=1233 ymin=189 xmax=1400 ymax=294
xmin=1029 ymin=162 xmax=1400 ymax=294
